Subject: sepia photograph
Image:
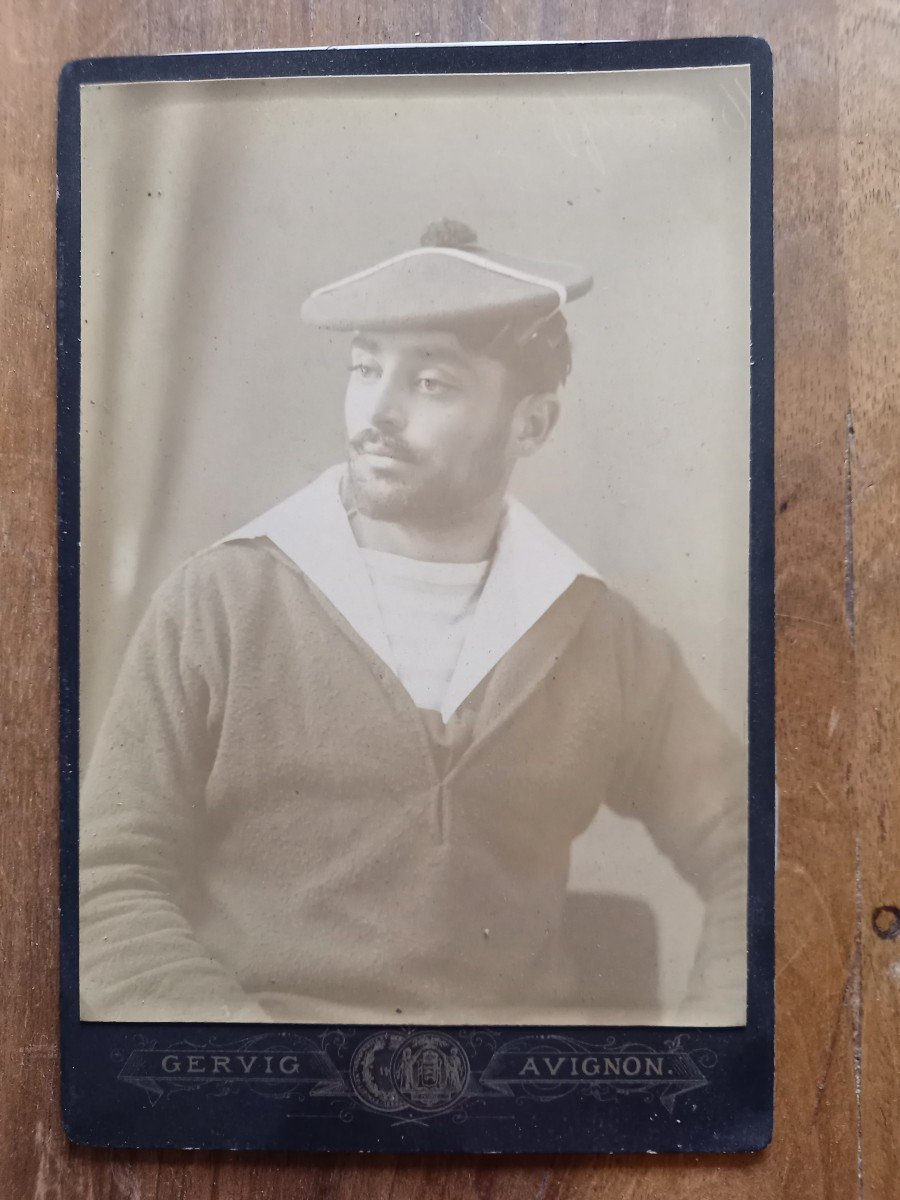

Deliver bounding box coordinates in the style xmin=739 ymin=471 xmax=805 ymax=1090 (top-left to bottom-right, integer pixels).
xmin=76 ymin=62 xmax=753 ymax=1032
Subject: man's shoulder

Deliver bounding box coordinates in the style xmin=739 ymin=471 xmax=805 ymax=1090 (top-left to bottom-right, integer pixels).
xmin=578 ymin=579 xmax=679 ymax=674
xmin=186 ymin=534 xmax=290 ymax=578
xmin=152 ymin=538 xmax=303 ymax=616
xmin=580 ymin=578 xmax=664 ymax=636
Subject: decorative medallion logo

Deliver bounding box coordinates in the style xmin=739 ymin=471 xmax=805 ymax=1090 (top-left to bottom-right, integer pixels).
xmin=350 ymin=1031 xmax=469 ymax=1114
xmin=348 ymin=1031 xmax=408 ymax=1113
xmin=391 ymin=1033 xmax=470 ymax=1112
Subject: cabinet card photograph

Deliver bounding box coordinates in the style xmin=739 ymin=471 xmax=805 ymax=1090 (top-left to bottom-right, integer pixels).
xmin=58 ymin=38 xmax=774 ymax=1154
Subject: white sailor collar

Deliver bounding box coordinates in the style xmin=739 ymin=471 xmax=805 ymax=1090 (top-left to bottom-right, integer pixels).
xmin=221 ymin=464 xmax=601 ymax=722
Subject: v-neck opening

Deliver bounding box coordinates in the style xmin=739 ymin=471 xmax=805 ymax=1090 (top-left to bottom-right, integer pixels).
xmin=267 ymin=547 xmax=490 ymax=782
xmin=257 ymin=537 xmax=603 ymax=787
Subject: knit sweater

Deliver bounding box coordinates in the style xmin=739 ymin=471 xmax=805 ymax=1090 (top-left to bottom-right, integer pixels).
xmin=80 ymin=539 xmax=747 ymax=1025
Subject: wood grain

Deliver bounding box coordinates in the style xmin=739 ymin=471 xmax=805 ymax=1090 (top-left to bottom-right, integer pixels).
xmin=0 ymin=0 xmax=896 ymax=1194
xmin=842 ymin=2 xmax=900 ymax=1199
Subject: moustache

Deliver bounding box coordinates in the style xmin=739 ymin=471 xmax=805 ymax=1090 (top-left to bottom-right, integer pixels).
xmin=349 ymin=431 xmax=417 ymax=463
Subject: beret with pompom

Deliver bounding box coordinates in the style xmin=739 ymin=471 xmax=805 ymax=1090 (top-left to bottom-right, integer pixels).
xmin=300 ymin=219 xmax=592 ymax=332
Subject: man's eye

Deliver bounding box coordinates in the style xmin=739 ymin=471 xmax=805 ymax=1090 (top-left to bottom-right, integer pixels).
xmin=350 ymin=362 xmax=379 ymax=380
xmin=417 ymin=376 xmax=454 ymax=395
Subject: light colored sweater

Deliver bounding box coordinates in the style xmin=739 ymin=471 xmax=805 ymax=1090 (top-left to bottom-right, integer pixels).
xmin=80 ymin=539 xmax=747 ymax=1025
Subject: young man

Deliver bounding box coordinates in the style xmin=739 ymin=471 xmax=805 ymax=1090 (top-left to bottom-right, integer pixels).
xmin=80 ymin=220 xmax=747 ymax=1026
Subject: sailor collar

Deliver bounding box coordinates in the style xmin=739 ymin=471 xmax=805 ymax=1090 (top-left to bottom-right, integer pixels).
xmin=221 ymin=464 xmax=601 ymax=722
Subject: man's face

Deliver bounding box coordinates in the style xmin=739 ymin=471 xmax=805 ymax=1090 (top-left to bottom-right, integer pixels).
xmin=344 ymin=328 xmax=523 ymax=526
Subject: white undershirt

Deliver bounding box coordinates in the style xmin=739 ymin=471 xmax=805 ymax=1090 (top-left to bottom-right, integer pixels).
xmin=360 ymin=547 xmax=490 ymax=713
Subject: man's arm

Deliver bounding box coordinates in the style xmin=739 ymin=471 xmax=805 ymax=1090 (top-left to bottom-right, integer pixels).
xmin=607 ymin=606 xmax=748 ymax=1023
xmin=79 ymin=558 xmax=269 ymax=1022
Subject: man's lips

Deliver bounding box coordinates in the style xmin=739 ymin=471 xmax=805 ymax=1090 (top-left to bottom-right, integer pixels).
xmin=352 ymin=441 xmax=414 ymax=463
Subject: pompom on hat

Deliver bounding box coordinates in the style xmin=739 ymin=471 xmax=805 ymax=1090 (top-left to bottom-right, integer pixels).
xmin=300 ymin=219 xmax=593 ymax=333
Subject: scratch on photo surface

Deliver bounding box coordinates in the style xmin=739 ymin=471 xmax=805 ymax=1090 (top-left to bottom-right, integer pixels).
xmin=577 ymin=116 xmax=608 ymax=175
xmin=718 ymin=73 xmax=750 ymax=132
xmin=548 ymin=100 xmax=583 ymax=161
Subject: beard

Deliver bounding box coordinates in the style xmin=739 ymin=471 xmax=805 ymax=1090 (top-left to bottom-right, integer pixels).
xmin=346 ymin=427 xmax=429 ymax=521
xmin=347 ymin=452 xmax=454 ymax=524
xmin=346 ymin=429 xmax=509 ymax=528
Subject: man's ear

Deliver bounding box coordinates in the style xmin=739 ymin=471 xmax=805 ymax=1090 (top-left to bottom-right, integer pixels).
xmin=511 ymin=392 xmax=561 ymax=458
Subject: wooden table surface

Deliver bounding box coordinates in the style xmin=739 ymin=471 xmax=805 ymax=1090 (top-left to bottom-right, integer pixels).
xmin=1 ymin=0 xmax=898 ymax=1196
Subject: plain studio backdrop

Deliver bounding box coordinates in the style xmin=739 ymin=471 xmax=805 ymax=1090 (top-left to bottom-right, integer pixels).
xmin=80 ymin=65 xmax=751 ymax=1014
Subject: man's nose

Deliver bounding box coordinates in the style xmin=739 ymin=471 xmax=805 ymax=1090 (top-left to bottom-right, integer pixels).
xmin=368 ymin=370 xmax=407 ymax=428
